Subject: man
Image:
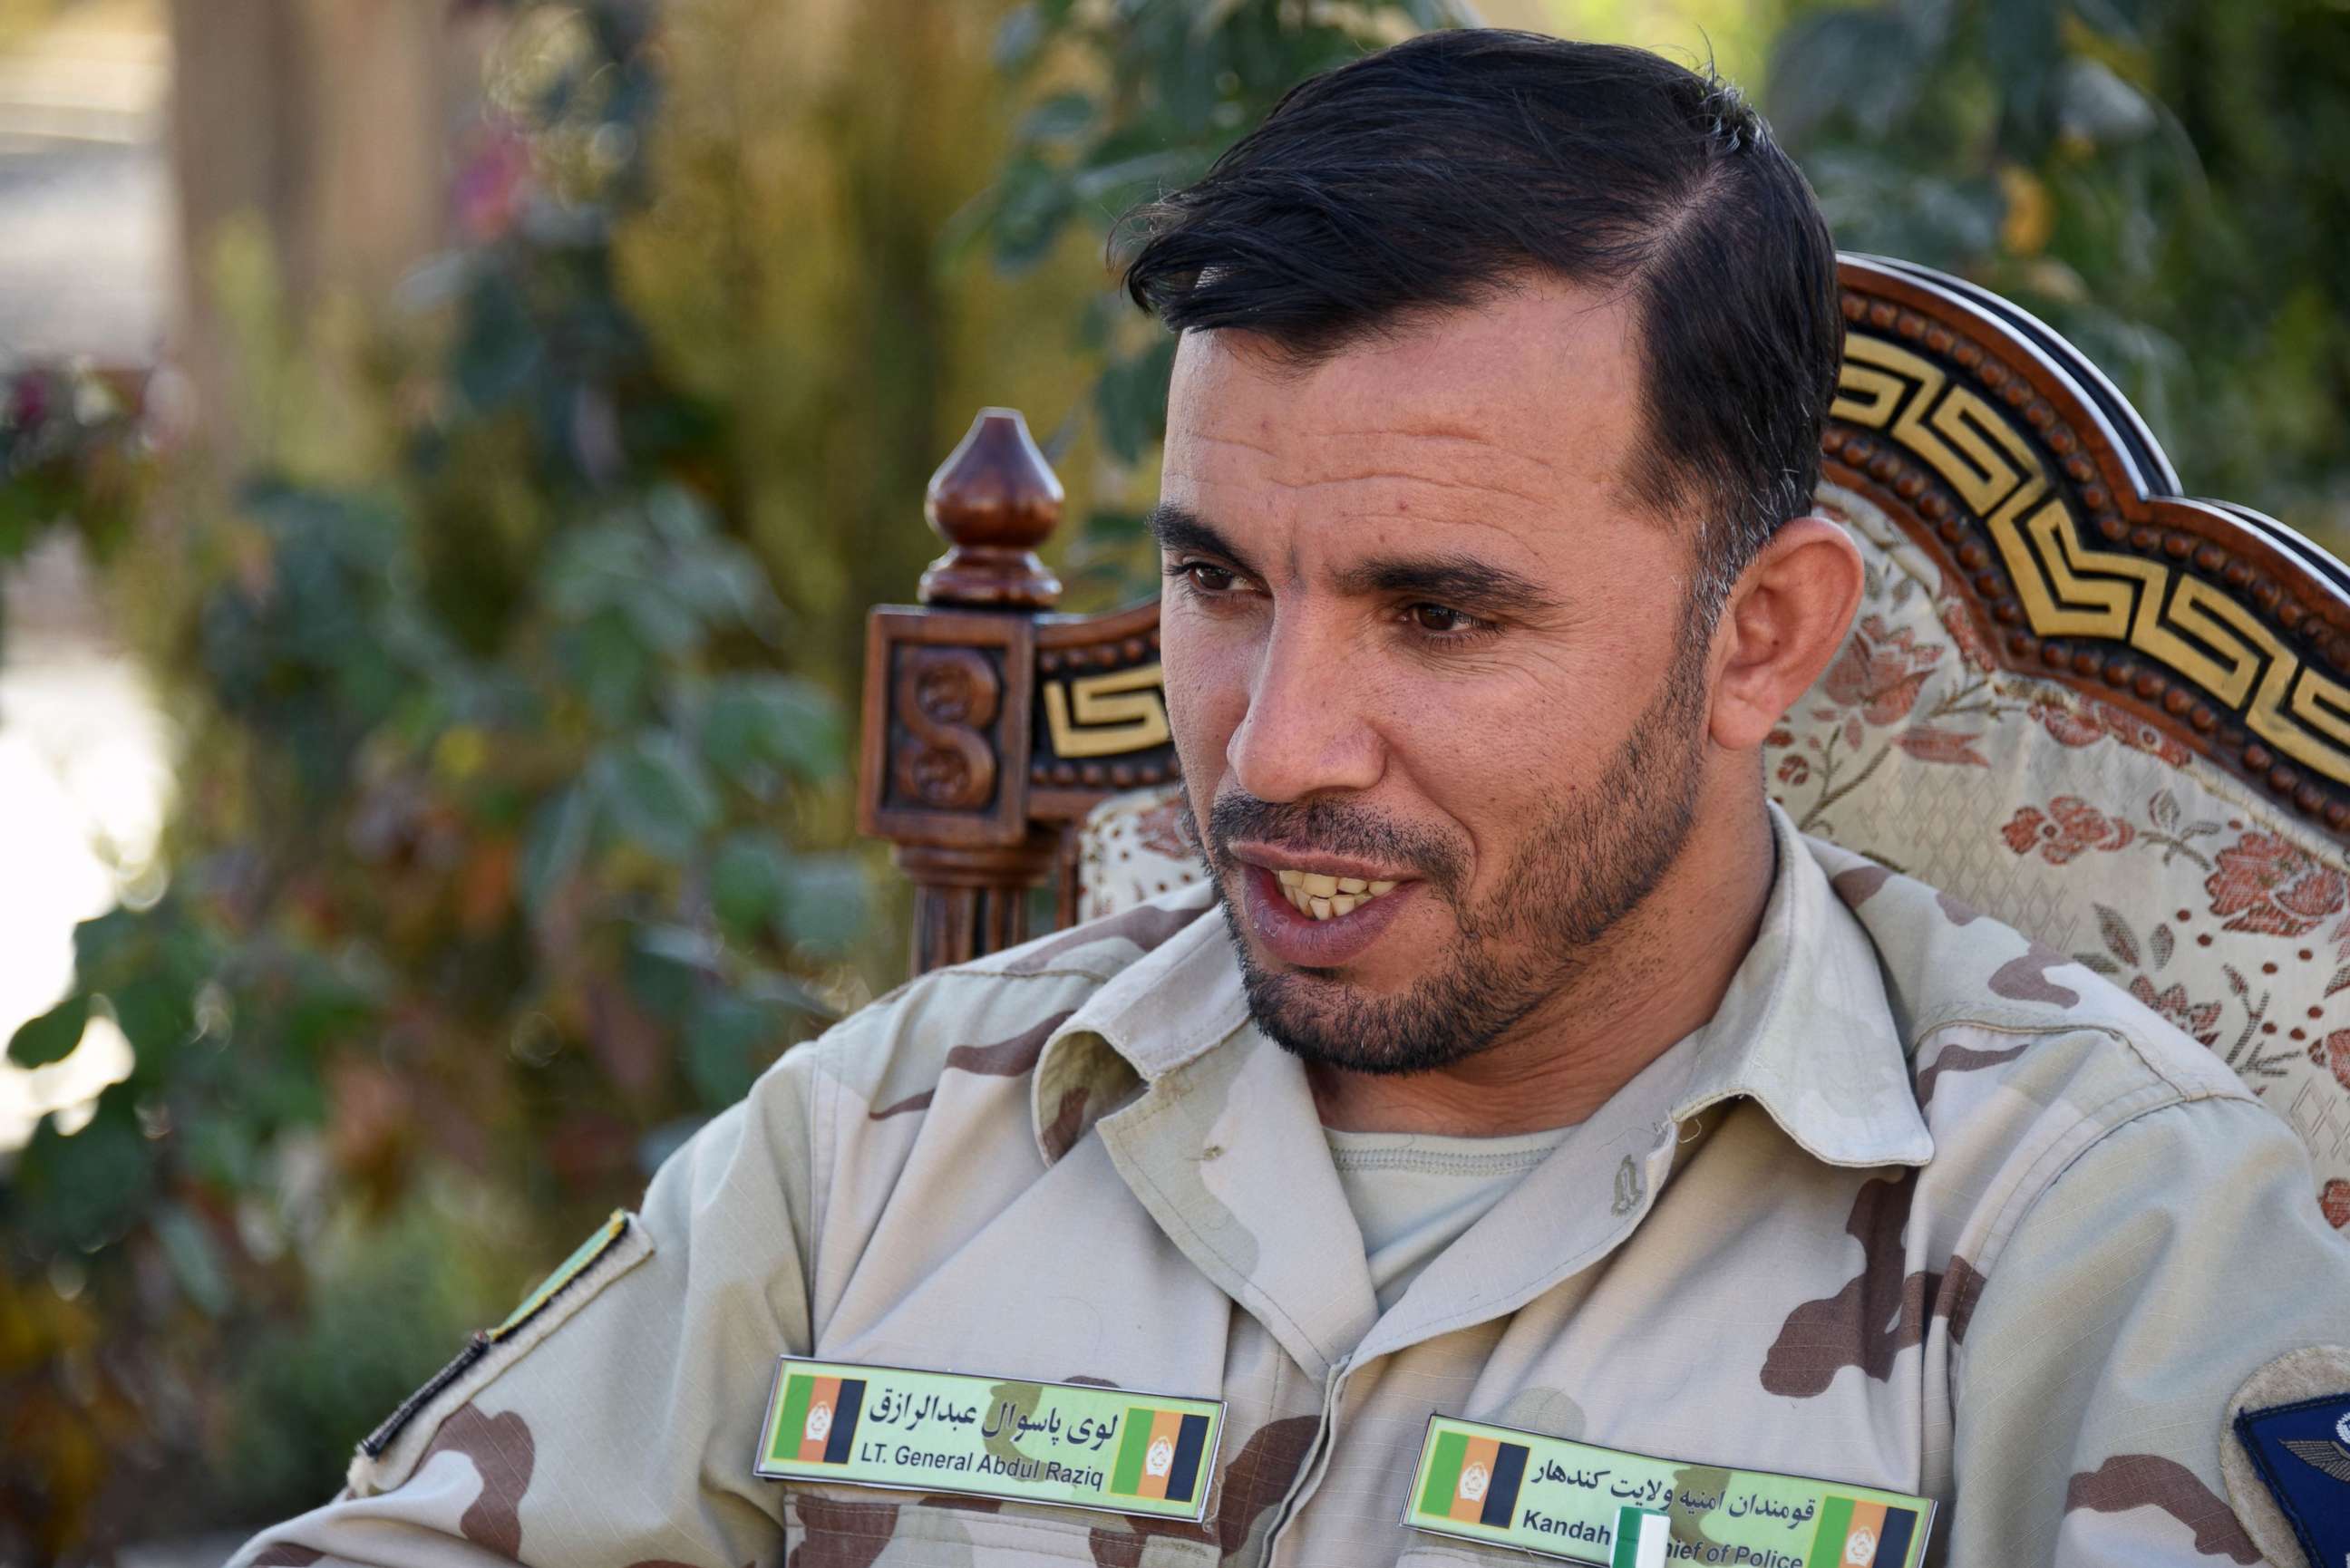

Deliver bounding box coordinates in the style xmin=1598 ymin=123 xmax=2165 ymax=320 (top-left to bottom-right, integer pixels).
xmin=234 ymin=30 xmax=2350 ymax=1568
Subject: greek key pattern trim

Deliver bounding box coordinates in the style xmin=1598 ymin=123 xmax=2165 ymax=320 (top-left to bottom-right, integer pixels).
xmin=1834 ymin=332 xmax=2350 ymax=789
xmin=1029 ymin=627 xmax=1179 ymax=795
xmin=1043 ymin=663 xmax=1172 ymax=759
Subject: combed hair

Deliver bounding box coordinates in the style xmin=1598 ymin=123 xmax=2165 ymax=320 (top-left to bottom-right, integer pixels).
xmin=1118 ymin=29 xmax=1843 ymax=615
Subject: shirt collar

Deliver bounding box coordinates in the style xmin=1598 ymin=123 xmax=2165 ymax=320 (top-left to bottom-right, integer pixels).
xmin=1032 ymin=801 xmax=1931 ymax=1171
xmin=1665 ymin=801 xmax=1933 ymax=1168
xmin=1031 ymin=886 xmax=1244 ymax=1163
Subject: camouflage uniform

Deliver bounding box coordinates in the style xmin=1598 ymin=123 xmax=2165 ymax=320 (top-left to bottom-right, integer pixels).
xmin=231 ymin=805 xmax=2350 ymax=1567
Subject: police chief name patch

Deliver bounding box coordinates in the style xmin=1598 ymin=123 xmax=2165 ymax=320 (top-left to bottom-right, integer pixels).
xmin=1403 ymin=1414 xmax=1935 ymax=1568
xmin=753 ymin=1356 xmax=1225 ymax=1522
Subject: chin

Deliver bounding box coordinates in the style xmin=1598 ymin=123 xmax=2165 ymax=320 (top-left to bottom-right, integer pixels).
xmin=1235 ymin=953 xmax=1503 ymax=1079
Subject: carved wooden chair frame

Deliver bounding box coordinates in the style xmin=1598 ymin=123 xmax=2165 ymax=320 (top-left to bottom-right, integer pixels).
xmin=859 ymin=255 xmax=2350 ymax=977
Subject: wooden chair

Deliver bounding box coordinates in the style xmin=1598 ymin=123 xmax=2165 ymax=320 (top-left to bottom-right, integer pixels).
xmin=857 ymin=254 xmax=2350 ymax=1224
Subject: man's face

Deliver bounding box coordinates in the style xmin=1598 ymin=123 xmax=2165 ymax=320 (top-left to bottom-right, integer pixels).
xmin=1157 ymin=279 xmax=1716 ymax=1076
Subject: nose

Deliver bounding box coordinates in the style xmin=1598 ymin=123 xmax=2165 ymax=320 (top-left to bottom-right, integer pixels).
xmin=1225 ymin=609 xmax=1385 ymax=804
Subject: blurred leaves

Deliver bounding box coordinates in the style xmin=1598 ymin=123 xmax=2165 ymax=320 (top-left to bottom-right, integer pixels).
xmin=0 ymin=363 xmax=153 ymax=648
xmin=6 ymin=996 xmax=89 ymax=1070
xmin=700 ymin=674 xmax=846 ymax=796
xmin=2 ymin=0 xmax=869 ymax=1548
xmin=1772 ymin=0 xmax=2350 ymax=544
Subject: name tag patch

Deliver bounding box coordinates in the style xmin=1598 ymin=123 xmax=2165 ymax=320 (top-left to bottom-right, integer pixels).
xmin=753 ymin=1357 xmax=1225 ymax=1523
xmin=1403 ymin=1415 xmax=1935 ymax=1568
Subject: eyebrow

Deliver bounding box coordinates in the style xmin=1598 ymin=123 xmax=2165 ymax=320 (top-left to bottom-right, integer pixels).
xmin=1148 ymin=502 xmax=1561 ymax=618
xmin=1146 ymin=504 xmax=1260 ymax=577
xmin=1330 ymin=553 xmax=1563 ymax=618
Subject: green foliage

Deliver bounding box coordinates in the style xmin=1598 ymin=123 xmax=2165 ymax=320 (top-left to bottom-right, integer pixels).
xmin=217 ymin=1199 xmax=501 ymax=1517
xmin=0 ymin=363 xmax=151 ymax=644
xmin=0 ymin=2 xmax=875 ymax=1550
xmin=1771 ymin=0 xmax=2350 ymax=547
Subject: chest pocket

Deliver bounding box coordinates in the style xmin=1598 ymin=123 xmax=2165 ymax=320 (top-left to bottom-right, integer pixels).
xmin=782 ymin=1486 xmax=1222 ymax=1566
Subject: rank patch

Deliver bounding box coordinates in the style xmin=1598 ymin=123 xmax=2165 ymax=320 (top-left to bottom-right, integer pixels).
xmin=2235 ymin=1390 xmax=2350 ymax=1568
xmin=2222 ymin=1344 xmax=2350 ymax=1568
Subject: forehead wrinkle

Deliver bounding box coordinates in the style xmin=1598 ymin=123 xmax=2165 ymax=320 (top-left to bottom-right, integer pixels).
xmin=1188 ymin=428 xmax=1284 ymax=460
xmin=1320 ymin=424 xmax=1562 ymax=476
xmin=1252 ymin=466 xmax=1559 ymax=515
xmin=1186 ymin=420 xmax=1573 ymax=503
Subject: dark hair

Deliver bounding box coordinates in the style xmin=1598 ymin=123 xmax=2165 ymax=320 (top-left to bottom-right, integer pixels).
xmin=1119 ymin=29 xmax=1842 ymax=612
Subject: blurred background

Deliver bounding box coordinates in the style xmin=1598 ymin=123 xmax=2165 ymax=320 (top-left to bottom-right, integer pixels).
xmin=0 ymin=0 xmax=2342 ymax=1558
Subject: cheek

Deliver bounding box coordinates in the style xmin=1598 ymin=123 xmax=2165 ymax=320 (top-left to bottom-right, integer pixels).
xmin=1160 ymin=603 xmax=1251 ymax=782
xmin=1379 ymin=670 xmax=1626 ymax=854
xmin=1384 ymin=701 xmax=1518 ymax=822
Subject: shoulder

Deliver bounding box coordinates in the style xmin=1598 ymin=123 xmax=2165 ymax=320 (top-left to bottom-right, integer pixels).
xmin=1801 ymin=834 xmax=2310 ymax=1249
xmin=1808 ymin=830 xmax=2254 ymax=1110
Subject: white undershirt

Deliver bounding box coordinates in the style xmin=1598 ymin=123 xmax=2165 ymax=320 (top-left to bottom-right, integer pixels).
xmin=1323 ymin=1125 xmax=1575 ymax=1313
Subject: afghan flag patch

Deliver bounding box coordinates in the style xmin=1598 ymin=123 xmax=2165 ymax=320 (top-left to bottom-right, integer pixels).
xmin=1415 ymin=1428 xmax=1530 ymax=1529
xmin=1803 ymin=1494 xmax=1921 ymax=1567
xmin=1108 ymin=1405 xmax=1214 ymax=1505
xmin=772 ymin=1370 xmax=866 ymax=1466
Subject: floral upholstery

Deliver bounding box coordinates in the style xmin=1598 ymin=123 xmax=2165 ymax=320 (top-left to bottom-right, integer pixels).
xmin=1076 ymin=480 xmax=2350 ymax=1226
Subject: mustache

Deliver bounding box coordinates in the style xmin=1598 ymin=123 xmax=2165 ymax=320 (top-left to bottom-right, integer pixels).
xmin=1196 ymin=789 xmax=1468 ymax=897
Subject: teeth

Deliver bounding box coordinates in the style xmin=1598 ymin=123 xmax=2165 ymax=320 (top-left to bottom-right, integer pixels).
xmin=1268 ymin=868 xmax=1406 ymax=922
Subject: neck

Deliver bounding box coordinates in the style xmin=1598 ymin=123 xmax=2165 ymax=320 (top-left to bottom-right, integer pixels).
xmin=1307 ymin=794 xmax=1779 ymax=1136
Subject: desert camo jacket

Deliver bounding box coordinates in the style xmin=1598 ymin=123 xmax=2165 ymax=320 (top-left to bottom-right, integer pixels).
xmin=231 ymin=804 xmax=2350 ymax=1568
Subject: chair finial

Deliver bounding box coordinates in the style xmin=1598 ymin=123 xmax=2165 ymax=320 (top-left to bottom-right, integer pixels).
xmin=920 ymin=407 xmax=1064 ymax=609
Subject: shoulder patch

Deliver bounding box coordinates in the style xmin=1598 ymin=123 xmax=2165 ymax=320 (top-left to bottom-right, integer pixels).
xmin=2221 ymin=1344 xmax=2350 ymax=1568
xmin=350 ymin=1210 xmax=651 ymax=1492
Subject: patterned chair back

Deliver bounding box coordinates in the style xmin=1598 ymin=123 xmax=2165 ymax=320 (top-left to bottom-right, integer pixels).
xmin=860 ymin=256 xmax=2350 ymax=1224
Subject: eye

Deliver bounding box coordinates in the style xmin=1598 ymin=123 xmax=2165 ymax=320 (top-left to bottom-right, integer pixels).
xmin=1169 ymin=559 xmax=1239 ymax=593
xmin=1403 ymin=603 xmax=1488 ymax=638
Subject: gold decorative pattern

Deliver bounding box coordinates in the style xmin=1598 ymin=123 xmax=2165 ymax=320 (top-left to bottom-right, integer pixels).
xmin=1042 ymin=663 xmax=1172 ymax=759
xmin=1832 ymin=331 xmax=2350 ymax=789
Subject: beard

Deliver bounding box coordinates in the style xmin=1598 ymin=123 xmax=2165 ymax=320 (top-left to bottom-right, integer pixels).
xmin=1191 ymin=632 xmax=1712 ymax=1078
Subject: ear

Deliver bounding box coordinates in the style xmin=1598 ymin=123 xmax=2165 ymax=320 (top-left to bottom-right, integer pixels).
xmin=1707 ymin=516 xmax=1865 ymax=751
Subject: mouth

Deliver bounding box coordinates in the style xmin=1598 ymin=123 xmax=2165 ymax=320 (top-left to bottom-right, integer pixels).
xmin=1228 ymin=847 xmax=1421 ymax=969
xmin=1265 ymin=866 xmax=1403 ymax=922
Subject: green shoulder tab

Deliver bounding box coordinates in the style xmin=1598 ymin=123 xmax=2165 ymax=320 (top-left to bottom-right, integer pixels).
xmin=491 ymin=1209 xmax=632 ymax=1341
xmin=356 ymin=1209 xmax=640 ymax=1466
